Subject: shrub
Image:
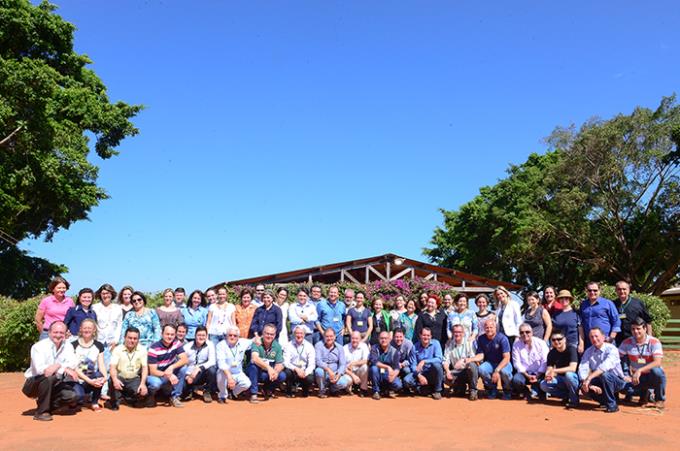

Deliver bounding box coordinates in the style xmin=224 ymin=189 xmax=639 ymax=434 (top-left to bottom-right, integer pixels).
xmin=0 ymin=296 xmax=40 ymax=371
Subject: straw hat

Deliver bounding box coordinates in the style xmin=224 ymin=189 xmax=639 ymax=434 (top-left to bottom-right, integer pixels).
xmin=556 ymin=289 xmax=574 ymax=301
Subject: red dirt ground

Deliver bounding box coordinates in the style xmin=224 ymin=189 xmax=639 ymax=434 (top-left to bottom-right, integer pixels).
xmin=1 ymin=354 xmax=678 ymax=451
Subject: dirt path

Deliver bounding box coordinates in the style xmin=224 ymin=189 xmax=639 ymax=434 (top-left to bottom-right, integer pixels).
xmin=1 ymin=355 xmax=677 ymax=450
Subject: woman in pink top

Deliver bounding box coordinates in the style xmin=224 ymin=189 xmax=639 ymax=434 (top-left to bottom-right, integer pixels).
xmin=35 ymin=277 xmax=75 ymax=340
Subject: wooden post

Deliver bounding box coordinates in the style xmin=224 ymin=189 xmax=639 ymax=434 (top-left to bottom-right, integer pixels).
xmin=365 ymin=266 xmax=370 ymax=284
xmin=386 ymin=262 xmax=391 ymax=279
xmin=308 ymin=274 xmax=312 ymax=284
xmin=340 ymin=270 xmax=345 ymax=282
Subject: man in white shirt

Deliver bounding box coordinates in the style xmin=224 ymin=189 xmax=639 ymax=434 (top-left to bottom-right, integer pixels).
xmin=282 ymin=325 xmax=316 ymax=397
xmin=22 ymin=321 xmax=79 ymax=421
xmin=215 ymin=326 xmax=252 ymax=403
xmin=511 ymin=323 xmax=549 ymax=400
xmin=344 ymin=331 xmax=370 ymax=395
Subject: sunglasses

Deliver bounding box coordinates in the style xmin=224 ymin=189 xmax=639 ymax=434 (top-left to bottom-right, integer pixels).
xmin=519 ymin=331 xmax=532 ymax=335
xmin=132 ymin=298 xmax=144 ymax=303
xmin=551 ymin=337 xmax=565 ymax=342
xmin=587 ymin=289 xmax=599 ymax=293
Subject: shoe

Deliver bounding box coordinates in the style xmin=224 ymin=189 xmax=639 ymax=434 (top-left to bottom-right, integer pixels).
xmin=655 ymin=400 xmax=665 ymax=410
xmin=203 ymin=391 xmax=213 ymax=403
xmin=145 ymin=395 xmax=157 ymax=408
xmin=372 ymin=392 xmax=381 ymax=400
xmin=486 ymin=389 xmax=498 ymax=399
xmin=91 ymin=404 xmax=103 ymax=412
xmin=33 ymin=413 xmax=53 ymax=422
xmin=170 ymin=397 xmax=184 ymax=408
xmin=387 ymin=390 xmax=397 ymax=399
xmin=565 ymin=402 xmax=580 ymax=409
xmin=318 ymin=392 xmax=328 ymax=399
xmin=285 ymin=392 xmax=294 ymax=398
xmin=468 ymin=390 xmax=478 ymax=401
xmin=301 ymin=391 xmax=309 ymax=398
xmin=639 ymin=390 xmax=650 ymax=406
xmin=432 ymin=392 xmax=442 ymax=400
xmin=108 ymin=402 xmax=120 ymax=411
xmin=502 ymin=392 xmax=512 ymax=401
xmin=249 ymin=394 xmax=259 ymax=404
xmin=605 ymin=405 xmax=619 ymax=413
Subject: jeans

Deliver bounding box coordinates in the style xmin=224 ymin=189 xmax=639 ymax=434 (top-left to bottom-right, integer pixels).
xmin=216 ymin=371 xmax=251 ymax=400
xmin=209 ymin=334 xmax=225 ymax=347
xmin=369 ymin=366 xmax=403 ymax=393
xmin=73 ymin=371 xmax=104 ymax=406
xmin=625 ymin=367 xmax=666 ymax=402
xmin=540 ymin=372 xmax=580 ymax=405
xmin=403 ymin=364 xmax=444 ymax=394
xmin=109 ymin=375 xmax=147 ymax=407
xmin=445 ymin=363 xmax=479 ymax=394
xmin=182 ymin=366 xmax=218 ymax=396
xmin=100 ymin=343 xmax=112 ymax=397
xmin=147 ymin=366 xmax=188 ymax=399
xmin=587 ymin=371 xmax=627 ymax=410
xmin=314 ymin=367 xmax=351 ymax=394
xmin=246 ymin=363 xmax=286 ymax=395
xmin=478 ymin=361 xmax=512 ymax=395
xmin=511 ymin=372 xmax=544 ymax=398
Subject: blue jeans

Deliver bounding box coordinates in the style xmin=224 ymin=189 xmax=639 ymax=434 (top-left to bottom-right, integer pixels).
xmin=39 ymin=330 xmax=49 ymax=340
xmin=625 ymin=367 xmax=666 ymax=402
xmin=147 ymin=366 xmax=188 ymax=399
xmin=73 ymin=371 xmax=104 ymax=405
xmin=246 ymin=363 xmax=286 ymax=395
xmin=587 ymin=371 xmax=627 ymax=410
xmin=314 ymin=367 xmax=351 ymax=394
xmin=403 ymin=364 xmax=443 ymax=394
xmin=540 ymin=372 xmax=580 ymax=405
xmin=369 ymin=365 xmax=403 ymax=393
xmin=209 ymin=334 xmax=224 ymax=347
xmin=478 ymin=361 xmax=512 ymax=396
xmin=100 ymin=342 xmax=112 ymax=397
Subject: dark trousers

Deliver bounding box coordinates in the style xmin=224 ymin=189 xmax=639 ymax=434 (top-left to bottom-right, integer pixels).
xmin=246 ymin=363 xmax=286 ymax=395
xmin=73 ymin=371 xmax=104 ymax=405
xmin=283 ymin=368 xmax=314 ymax=395
xmin=445 ymin=364 xmax=479 ymax=393
xmin=182 ymin=366 xmax=218 ymax=396
xmin=109 ymin=376 xmax=147 ymax=407
xmin=588 ymin=371 xmax=627 ymax=410
xmin=22 ymin=375 xmax=77 ymax=415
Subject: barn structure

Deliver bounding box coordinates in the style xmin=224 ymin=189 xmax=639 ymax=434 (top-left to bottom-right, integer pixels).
xmin=214 ymin=253 xmax=522 ymax=294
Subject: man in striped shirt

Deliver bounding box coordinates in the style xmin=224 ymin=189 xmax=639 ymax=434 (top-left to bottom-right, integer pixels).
xmin=619 ymin=317 xmax=666 ymax=410
xmin=147 ymin=324 xmax=188 ymax=407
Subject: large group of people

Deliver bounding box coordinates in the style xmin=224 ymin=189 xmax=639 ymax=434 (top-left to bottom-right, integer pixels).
xmin=23 ymin=277 xmax=667 ymax=421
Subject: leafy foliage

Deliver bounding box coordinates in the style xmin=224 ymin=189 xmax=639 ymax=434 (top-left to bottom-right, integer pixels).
xmin=425 ymin=96 xmax=680 ymax=294
xmin=0 ymin=0 xmax=142 ymax=297
xmin=0 ymin=296 xmax=40 ymax=371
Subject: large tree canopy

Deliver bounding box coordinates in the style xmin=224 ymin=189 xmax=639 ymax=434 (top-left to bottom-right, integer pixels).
xmin=425 ymin=96 xmax=680 ymax=295
xmin=0 ymin=0 xmax=141 ymax=298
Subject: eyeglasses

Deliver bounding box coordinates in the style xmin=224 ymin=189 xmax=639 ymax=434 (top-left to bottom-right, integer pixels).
xmin=132 ymin=298 xmax=143 ymax=303
xmin=587 ymin=289 xmax=599 ymax=293
xmin=227 ymin=334 xmax=239 ymax=337
xmin=519 ymin=331 xmax=532 ymax=335
xmin=551 ymin=337 xmax=565 ymax=342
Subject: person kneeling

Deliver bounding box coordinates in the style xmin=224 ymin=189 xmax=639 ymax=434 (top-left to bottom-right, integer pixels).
xmin=283 ymin=326 xmax=316 ymax=397
xmin=146 ymin=324 xmax=188 ymax=408
xmin=578 ymin=328 xmax=626 ymax=413
xmin=403 ymin=328 xmax=444 ymax=400
xmin=246 ymin=323 xmax=286 ymax=403
xmin=511 ymin=323 xmax=548 ymax=401
xmin=108 ymin=327 xmax=149 ymax=410
xmin=182 ymin=326 xmax=217 ymax=403
xmin=369 ymin=331 xmax=403 ymax=400
xmin=443 ymin=324 xmax=479 ymax=400
xmin=539 ymin=329 xmax=579 ymax=408
xmin=314 ymin=328 xmax=352 ymax=397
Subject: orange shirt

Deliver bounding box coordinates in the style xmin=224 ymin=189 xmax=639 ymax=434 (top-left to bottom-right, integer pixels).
xmin=235 ymin=304 xmax=256 ymax=338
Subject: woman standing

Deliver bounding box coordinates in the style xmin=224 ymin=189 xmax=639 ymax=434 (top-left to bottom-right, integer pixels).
xmin=117 ymin=286 xmax=134 ymax=317
xmin=346 ymin=291 xmax=372 ymax=344
xmin=156 ymin=288 xmax=183 ymax=328
xmin=399 ymin=299 xmax=418 ymax=341
xmin=92 ymin=283 xmax=122 ymax=399
xmin=72 ymin=319 xmax=107 ymax=412
xmin=447 ymin=293 xmax=479 ymax=344
xmin=35 ymin=277 xmax=75 ymax=340
xmin=475 ymin=294 xmax=494 ymax=332
xmin=205 ymin=288 xmax=218 ymax=305
xmin=414 ymin=295 xmax=448 ymax=349
xmin=181 ymin=290 xmax=208 ymax=341
xmin=276 ymin=287 xmax=290 ymax=348
xmin=208 ymin=287 xmax=237 ymax=345
xmin=64 ymin=288 xmax=98 ymax=338
xmin=541 ymin=286 xmax=562 ymax=316
xmin=494 ymin=286 xmax=522 ymax=346
xmin=523 ymin=291 xmax=552 ymax=341
xmin=370 ymin=297 xmax=393 ymax=345
xmin=551 ymin=290 xmax=582 ymax=351
xmin=390 ymin=295 xmax=408 ymax=331
xmin=119 ymin=292 xmax=161 ymax=347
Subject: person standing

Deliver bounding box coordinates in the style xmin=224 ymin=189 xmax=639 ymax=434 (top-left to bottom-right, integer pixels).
xmin=180 ymin=290 xmax=208 ymax=342
xmin=614 ymin=281 xmax=653 ymax=346
xmin=207 ymin=287 xmax=237 ymax=345
xmin=288 ymin=287 xmax=318 ymax=342
xmin=494 ymin=286 xmax=522 ymax=347
xmin=578 ymin=282 xmax=621 ymax=351
xmin=156 ymin=288 xmax=183 ymax=329
xmin=35 ymin=277 xmax=74 ymax=340
xmin=119 ymin=292 xmax=161 ymax=348
xmin=249 ymin=290 xmax=283 ymax=339
xmin=315 ymin=285 xmax=346 ymax=344
xmin=63 ymin=288 xmax=98 ymax=338
xmin=413 ymin=295 xmax=447 ymax=351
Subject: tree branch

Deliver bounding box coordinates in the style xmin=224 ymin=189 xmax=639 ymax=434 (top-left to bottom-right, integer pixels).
xmin=0 ymin=125 xmax=23 ymax=146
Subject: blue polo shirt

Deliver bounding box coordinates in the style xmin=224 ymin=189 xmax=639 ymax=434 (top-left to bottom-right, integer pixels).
xmin=64 ymin=305 xmax=98 ymax=336
xmin=476 ymin=333 xmax=510 ymax=367
xmin=579 ymin=297 xmax=621 ymax=345
xmin=408 ymin=339 xmax=443 ymax=373
xmin=316 ymin=299 xmax=346 ymax=335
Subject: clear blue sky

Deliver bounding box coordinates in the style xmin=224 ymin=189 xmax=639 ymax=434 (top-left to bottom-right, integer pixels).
xmin=21 ymin=0 xmax=680 ymax=294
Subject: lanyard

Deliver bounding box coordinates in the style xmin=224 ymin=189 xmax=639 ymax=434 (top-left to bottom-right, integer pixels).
xmin=229 ymin=344 xmax=239 ymax=361
xmin=635 ymin=342 xmax=648 ymax=357
xmin=126 ymin=349 xmax=137 ymax=366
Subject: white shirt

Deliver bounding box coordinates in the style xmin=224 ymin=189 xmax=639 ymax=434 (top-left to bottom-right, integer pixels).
xmin=343 ymin=342 xmax=370 ymax=370
xmin=183 ymin=340 xmax=216 ymax=373
xmin=25 ymin=338 xmax=77 ymax=378
xmin=288 ymin=302 xmax=318 ymax=334
xmin=216 ymin=338 xmax=251 ymax=375
xmin=497 ymin=300 xmax=522 ymax=337
xmin=92 ymin=302 xmax=123 ymax=344
xmin=207 ymin=303 xmax=236 ymax=336
xmin=283 ymin=339 xmax=316 ymax=376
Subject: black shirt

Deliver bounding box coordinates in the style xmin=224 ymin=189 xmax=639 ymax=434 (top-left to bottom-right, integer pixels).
xmin=546 ymin=345 xmax=578 ymax=370
xmin=614 ymin=296 xmax=652 ymax=344
xmin=414 ymin=310 xmax=448 ymax=349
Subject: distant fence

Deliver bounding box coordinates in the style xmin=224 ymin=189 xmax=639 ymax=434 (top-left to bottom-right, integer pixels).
xmin=661 ymin=319 xmax=680 ymax=350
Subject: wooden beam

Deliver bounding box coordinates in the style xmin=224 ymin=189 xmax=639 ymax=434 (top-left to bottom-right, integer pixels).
xmin=390 ymin=267 xmax=412 ymax=281
xmin=365 ymin=266 xmax=370 ymax=284
xmin=368 ymin=265 xmax=387 ymax=281
xmin=308 ymin=274 xmax=312 ymax=283
xmin=451 ymin=286 xmax=494 ymax=293
xmin=342 ymin=270 xmax=361 ymax=285
xmin=386 ymin=262 xmax=391 ymax=279
xmin=424 ymin=274 xmax=435 ymax=280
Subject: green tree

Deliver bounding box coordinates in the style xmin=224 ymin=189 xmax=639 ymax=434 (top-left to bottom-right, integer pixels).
xmin=425 ymin=96 xmax=680 ymax=295
xmin=0 ymin=0 xmax=141 ymax=297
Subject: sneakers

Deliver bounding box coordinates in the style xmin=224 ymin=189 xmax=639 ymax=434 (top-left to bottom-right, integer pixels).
xmin=387 ymin=391 xmax=397 ymax=399
xmin=432 ymin=392 xmax=442 ymax=400
xmin=33 ymin=413 xmax=53 ymax=422
xmin=203 ymin=391 xmax=213 ymax=403
xmin=249 ymin=394 xmax=260 ymax=404
xmin=468 ymin=390 xmax=478 ymax=401
xmin=318 ymin=392 xmax=328 ymax=399
xmin=217 ymin=397 xmax=227 ymax=404
xmin=372 ymin=392 xmax=381 ymax=400
xmin=605 ymin=405 xmax=620 ymax=413
xmin=655 ymin=400 xmax=665 ymax=410
xmin=170 ymin=397 xmax=184 ymax=408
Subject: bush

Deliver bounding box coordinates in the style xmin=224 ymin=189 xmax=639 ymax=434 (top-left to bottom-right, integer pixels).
xmin=0 ymin=296 xmax=40 ymax=371
xmin=577 ymin=285 xmax=670 ymax=337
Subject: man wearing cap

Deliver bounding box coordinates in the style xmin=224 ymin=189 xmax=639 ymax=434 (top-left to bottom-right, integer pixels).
xmin=578 ymin=327 xmax=626 ymax=413
xmin=614 ymin=281 xmax=653 ymax=346
xmin=578 ymin=282 xmax=621 ymax=351
xmin=618 ymin=317 xmax=666 ymax=409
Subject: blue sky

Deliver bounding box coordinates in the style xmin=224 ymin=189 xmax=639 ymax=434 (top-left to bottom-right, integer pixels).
xmin=21 ymin=0 xmax=680 ymax=294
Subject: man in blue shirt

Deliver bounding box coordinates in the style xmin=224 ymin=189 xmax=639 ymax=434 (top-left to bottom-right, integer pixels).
xmin=403 ymin=328 xmax=444 ymax=400
xmin=314 ymin=328 xmax=351 ymax=397
xmin=369 ymin=331 xmax=403 ymax=400
xmin=392 ymin=328 xmax=414 ymax=378
xmin=472 ymin=318 xmax=513 ymax=400
xmin=315 ymin=286 xmax=346 ymax=344
xmin=578 ymin=282 xmax=621 ymax=351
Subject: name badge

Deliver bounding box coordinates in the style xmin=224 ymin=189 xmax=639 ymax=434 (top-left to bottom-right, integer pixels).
xmin=231 ymin=362 xmax=238 ymax=367
xmin=619 ymin=313 xmax=627 ymax=319
xmin=637 ymin=358 xmax=646 ymax=365
xmin=380 ymin=368 xmax=386 ymax=374
xmin=357 ymin=321 xmax=364 ymax=327
xmin=333 ymin=317 xmax=341 ymax=322
xmin=296 ymin=361 xmax=305 ymax=368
